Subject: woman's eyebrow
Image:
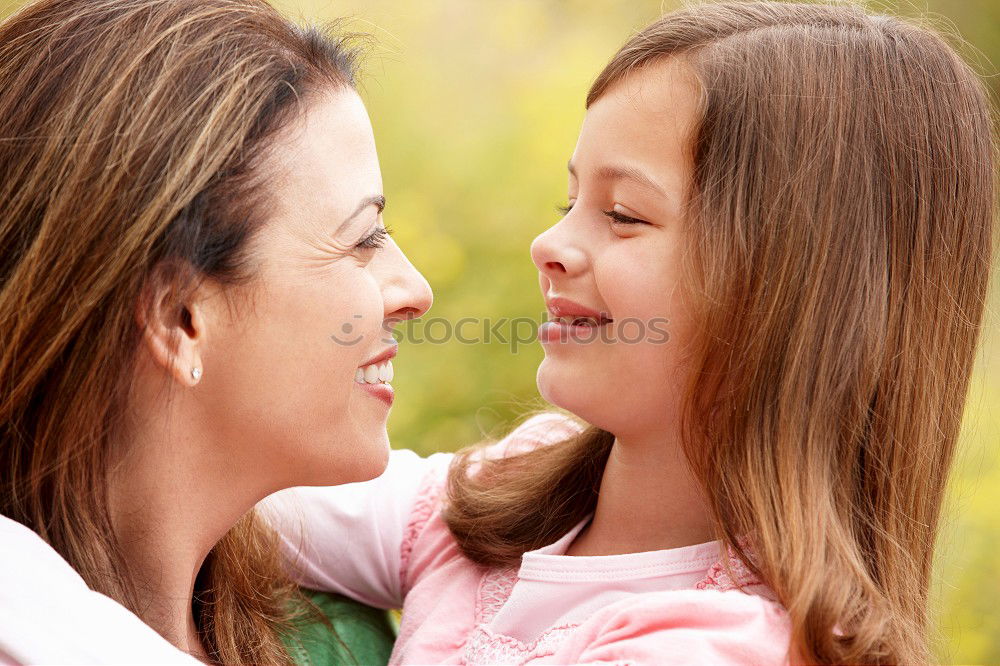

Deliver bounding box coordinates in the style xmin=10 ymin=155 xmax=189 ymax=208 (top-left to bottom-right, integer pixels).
xmin=336 ymin=194 xmax=386 ymax=232
xmin=567 ymin=160 xmax=669 ymax=198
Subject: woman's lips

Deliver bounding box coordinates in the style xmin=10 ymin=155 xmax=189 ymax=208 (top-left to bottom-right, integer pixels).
xmin=355 ymin=342 xmax=397 ymax=407
xmin=359 ymin=341 xmax=398 ymax=367
xmin=357 ymin=381 xmax=394 ymax=406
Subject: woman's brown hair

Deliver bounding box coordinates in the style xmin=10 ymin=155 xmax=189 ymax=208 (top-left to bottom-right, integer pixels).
xmin=444 ymin=2 xmax=997 ymax=664
xmin=0 ymin=0 xmax=360 ymax=662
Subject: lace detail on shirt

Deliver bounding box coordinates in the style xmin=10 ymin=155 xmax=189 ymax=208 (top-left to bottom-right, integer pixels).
xmin=463 ymin=565 xmax=583 ymax=664
xmin=694 ymin=537 xmax=764 ymax=593
xmin=463 ymin=622 xmax=581 ymax=665
xmin=474 ymin=566 xmax=518 ymax=624
xmin=398 ymin=468 xmax=445 ymax=595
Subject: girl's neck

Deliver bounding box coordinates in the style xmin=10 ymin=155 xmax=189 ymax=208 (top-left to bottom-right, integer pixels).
xmin=565 ymin=429 xmax=715 ymax=557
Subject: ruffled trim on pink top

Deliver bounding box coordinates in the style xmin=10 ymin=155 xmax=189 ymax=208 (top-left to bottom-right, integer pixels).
xmin=398 ymin=464 xmax=446 ymax=596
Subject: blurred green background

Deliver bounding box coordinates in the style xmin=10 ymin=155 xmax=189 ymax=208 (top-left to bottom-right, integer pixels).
xmin=3 ymin=0 xmax=996 ymax=661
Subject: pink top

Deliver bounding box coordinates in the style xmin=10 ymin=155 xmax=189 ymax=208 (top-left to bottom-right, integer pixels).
xmin=264 ymin=414 xmax=792 ymax=665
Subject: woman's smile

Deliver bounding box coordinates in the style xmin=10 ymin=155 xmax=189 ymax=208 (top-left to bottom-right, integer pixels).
xmin=354 ymin=344 xmax=397 ymax=407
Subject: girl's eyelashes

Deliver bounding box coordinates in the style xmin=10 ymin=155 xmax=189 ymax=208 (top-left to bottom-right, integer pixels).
xmin=555 ymin=201 xmax=649 ymax=226
xmin=355 ymin=225 xmax=392 ymax=250
xmin=602 ymin=208 xmax=649 ymax=226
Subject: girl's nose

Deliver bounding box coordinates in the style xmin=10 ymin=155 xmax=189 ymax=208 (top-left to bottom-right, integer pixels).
xmin=530 ymin=220 xmax=588 ymax=280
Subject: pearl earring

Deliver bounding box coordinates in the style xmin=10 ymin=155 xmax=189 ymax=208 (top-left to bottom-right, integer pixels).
xmin=191 ymin=367 xmax=202 ymax=381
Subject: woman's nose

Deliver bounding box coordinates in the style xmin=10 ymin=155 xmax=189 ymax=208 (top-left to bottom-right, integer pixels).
xmin=380 ymin=240 xmax=433 ymax=322
xmin=530 ymin=220 xmax=587 ymax=279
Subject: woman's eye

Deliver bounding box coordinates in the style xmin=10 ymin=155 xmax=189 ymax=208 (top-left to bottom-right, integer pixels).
xmin=602 ymin=208 xmax=648 ymax=226
xmin=355 ymin=225 xmax=392 ymax=250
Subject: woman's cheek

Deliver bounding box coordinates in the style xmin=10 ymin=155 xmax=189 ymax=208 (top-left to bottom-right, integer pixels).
xmin=336 ymin=273 xmax=386 ymax=350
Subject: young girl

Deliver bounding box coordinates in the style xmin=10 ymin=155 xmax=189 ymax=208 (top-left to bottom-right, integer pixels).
xmin=265 ymin=2 xmax=996 ymax=664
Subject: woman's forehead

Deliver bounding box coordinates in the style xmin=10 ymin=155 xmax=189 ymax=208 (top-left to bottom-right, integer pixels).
xmin=265 ymin=89 xmax=383 ymax=226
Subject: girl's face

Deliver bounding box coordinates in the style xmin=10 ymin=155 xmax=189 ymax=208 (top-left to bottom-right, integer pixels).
xmin=531 ymin=58 xmax=702 ymax=439
xmin=201 ymin=89 xmax=432 ymax=488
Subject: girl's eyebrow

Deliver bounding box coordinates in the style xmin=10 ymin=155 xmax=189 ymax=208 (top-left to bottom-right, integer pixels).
xmin=567 ymin=160 xmax=668 ymax=198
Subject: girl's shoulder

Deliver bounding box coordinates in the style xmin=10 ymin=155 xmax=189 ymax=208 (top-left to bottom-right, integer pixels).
xmin=553 ymin=586 xmax=791 ymax=665
xmin=404 ymin=411 xmax=582 ymax=530
xmin=400 ymin=412 xmax=583 ymax=590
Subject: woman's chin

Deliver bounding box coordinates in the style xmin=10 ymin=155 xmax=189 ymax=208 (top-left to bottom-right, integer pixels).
xmin=342 ymin=428 xmax=391 ymax=483
xmin=288 ymin=427 xmax=390 ymax=487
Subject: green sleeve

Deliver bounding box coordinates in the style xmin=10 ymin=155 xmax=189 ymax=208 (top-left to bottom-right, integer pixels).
xmin=285 ymin=590 xmax=397 ymax=666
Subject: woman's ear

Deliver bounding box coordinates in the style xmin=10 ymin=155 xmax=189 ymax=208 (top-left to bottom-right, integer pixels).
xmin=135 ymin=263 xmax=210 ymax=387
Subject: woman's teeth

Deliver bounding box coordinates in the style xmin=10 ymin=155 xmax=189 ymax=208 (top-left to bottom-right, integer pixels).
xmin=355 ymin=360 xmax=394 ymax=384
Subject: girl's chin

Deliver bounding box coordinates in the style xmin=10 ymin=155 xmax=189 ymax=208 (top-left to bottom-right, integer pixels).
xmin=536 ymin=362 xmax=596 ymax=418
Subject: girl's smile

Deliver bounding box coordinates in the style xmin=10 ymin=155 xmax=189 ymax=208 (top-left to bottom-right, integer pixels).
xmin=539 ymin=296 xmax=614 ymax=343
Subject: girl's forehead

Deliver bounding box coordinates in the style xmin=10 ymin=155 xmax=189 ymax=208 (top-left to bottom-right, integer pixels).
xmin=572 ymin=59 xmax=698 ymax=210
xmin=578 ymin=59 xmax=701 ymax=154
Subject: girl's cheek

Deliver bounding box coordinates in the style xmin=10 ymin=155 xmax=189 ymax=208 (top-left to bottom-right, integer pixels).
xmin=595 ymin=252 xmax=652 ymax=312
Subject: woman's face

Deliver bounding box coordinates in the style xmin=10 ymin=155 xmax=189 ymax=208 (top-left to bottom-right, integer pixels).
xmin=530 ymin=58 xmax=701 ymax=440
xmin=202 ymin=89 xmax=432 ymax=487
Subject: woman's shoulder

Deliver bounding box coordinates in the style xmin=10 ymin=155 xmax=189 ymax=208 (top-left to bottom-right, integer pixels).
xmin=555 ymin=586 xmax=791 ymax=665
xmin=0 ymin=514 xmax=197 ymax=663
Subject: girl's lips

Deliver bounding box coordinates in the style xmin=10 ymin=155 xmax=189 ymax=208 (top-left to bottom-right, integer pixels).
xmin=545 ymin=296 xmax=613 ymax=323
xmin=538 ymin=320 xmax=611 ymax=344
xmin=540 ymin=296 xmax=613 ymax=345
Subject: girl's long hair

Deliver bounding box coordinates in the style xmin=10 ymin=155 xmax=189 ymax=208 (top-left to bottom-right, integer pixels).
xmin=444 ymin=3 xmax=997 ymax=664
xmin=0 ymin=0 xmax=360 ymax=662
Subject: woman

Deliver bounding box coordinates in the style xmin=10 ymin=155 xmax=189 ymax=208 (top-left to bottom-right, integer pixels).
xmin=266 ymin=2 xmax=997 ymax=664
xmin=0 ymin=0 xmax=429 ymax=663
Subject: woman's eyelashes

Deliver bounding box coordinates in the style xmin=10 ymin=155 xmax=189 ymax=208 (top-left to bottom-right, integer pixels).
xmin=355 ymin=225 xmax=392 ymax=250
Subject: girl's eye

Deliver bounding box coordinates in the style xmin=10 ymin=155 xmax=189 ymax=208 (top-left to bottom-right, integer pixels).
xmin=355 ymin=225 xmax=392 ymax=250
xmin=602 ymin=208 xmax=648 ymax=226
xmin=556 ymin=202 xmax=574 ymax=216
